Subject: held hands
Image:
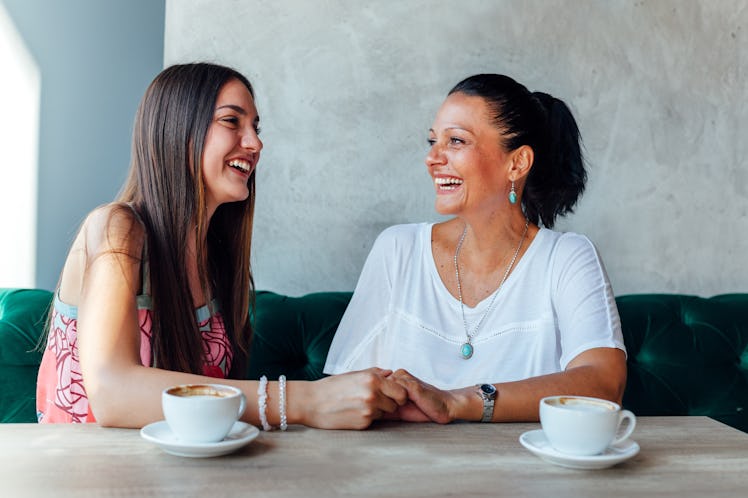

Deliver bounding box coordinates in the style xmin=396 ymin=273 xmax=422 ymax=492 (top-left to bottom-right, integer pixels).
xmin=302 ymin=368 xmax=410 ymax=429
xmin=386 ymin=369 xmax=463 ymax=424
xmin=302 ymin=367 xmax=472 ymax=429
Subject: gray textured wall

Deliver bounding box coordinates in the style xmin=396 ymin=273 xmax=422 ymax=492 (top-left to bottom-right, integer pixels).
xmin=166 ymin=0 xmax=747 ymax=297
xmin=2 ymin=0 xmax=165 ymax=291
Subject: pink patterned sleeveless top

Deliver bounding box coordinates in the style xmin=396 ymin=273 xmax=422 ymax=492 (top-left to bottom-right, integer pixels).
xmin=36 ymin=291 xmax=232 ymax=424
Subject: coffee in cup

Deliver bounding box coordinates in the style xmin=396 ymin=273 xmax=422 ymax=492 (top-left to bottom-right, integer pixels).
xmin=162 ymin=384 xmax=246 ymax=443
xmin=539 ymin=395 xmax=636 ymax=456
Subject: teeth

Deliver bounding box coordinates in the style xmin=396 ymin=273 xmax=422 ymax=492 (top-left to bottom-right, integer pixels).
xmin=435 ymin=177 xmax=463 ymax=186
xmin=228 ymin=159 xmax=251 ymax=173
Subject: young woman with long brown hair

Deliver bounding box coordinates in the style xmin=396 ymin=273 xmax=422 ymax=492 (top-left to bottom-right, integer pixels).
xmin=37 ymin=63 xmax=406 ymax=429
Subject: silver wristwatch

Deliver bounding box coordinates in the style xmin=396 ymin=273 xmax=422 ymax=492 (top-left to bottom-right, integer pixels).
xmin=477 ymin=384 xmax=497 ymax=422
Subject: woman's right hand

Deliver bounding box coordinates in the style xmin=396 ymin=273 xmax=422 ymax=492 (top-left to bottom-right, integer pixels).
xmin=290 ymin=368 xmax=408 ymax=429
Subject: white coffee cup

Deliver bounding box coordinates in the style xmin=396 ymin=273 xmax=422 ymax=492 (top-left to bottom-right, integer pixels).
xmin=162 ymin=384 xmax=246 ymax=443
xmin=539 ymin=395 xmax=636 ymax=456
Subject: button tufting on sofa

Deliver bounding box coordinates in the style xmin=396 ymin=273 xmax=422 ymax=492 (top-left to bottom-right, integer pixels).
xmin=2 ymin=287 xmax=747 ymax=432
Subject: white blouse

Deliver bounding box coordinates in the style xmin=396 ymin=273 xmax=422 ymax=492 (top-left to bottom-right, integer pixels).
xmin=324 ymin=223 xmax=625 ymax=390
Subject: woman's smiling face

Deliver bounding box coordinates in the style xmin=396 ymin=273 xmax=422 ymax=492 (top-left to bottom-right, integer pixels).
xmin=201 ymin=78 xmax=263 ymax=216
xmin=425 ymin=92 xmax=514 ymax=217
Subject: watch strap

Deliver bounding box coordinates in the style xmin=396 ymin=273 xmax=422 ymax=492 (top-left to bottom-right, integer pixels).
xmin=480 ymin=397 xmax=495 ymax=422
xmin=478 ymin=384 xmax=496 ymax=422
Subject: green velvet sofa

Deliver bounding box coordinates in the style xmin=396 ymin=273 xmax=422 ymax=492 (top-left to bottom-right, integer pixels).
xmin=2 ymin=288 xmax=747 ymax=432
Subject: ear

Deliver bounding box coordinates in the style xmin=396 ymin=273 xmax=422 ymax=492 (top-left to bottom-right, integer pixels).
xmin=507 ymin=145 xmax=534 ymax=182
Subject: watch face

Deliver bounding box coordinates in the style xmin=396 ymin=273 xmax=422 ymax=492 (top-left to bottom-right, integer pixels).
xmin=480 ymin=384 xmax=496 ymax=396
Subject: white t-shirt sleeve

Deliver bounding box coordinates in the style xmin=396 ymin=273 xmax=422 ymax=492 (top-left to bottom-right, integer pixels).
xmin=323 ymin=226 xmax=401 ymax=375
xmin=551 ymin=233 xmax=625 ymax=369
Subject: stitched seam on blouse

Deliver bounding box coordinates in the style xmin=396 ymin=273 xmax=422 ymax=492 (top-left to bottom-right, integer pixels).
xmin=394 ymin=309 xmax=550 ymax=345
xmin=476 ymin=321 xmax=550 ymax=343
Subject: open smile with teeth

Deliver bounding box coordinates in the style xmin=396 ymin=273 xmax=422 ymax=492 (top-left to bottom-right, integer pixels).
xmin=228 ymin=159 xmax=253 ymax=174
xmin=435 ymin=177 xmax=463 ymax=191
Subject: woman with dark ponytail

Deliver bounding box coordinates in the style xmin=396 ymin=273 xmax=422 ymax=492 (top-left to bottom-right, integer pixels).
xmin=325 ymin=74 xmax=626 ymax=423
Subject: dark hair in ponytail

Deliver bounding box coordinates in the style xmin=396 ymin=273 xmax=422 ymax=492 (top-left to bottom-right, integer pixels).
xmin=448 ymin=74 xmax=586 ymax=228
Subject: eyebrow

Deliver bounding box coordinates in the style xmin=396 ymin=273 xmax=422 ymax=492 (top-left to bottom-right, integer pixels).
xmin=429 ymin=126 xmax=472 ymax=133
xmin=216 ymin=104 xmax=260 ymax=124
xmin=216 ymin=104 xmax=247 ymax=114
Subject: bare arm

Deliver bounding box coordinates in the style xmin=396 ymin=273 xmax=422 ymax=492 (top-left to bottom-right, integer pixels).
xmin=391 ymin=346 xmax=627 ymax=423
xmin=75 ymin=206 xmax=230 ymax=427
xmin=74 ymin=206 xmax=406 ymax=429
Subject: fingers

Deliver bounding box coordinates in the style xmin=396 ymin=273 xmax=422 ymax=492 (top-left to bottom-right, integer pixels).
xmin=373 ymin=394 xmax=399 ymax=415
xmin=333 ymin=369 xmax=404 ymax=421
xmin=368 ymin=367 xmax=393 ymax=377
xmin=388 ymin=368 xmax=418 ymax=386
xmin=387 ymin=369 xmax=455 ymax=424
xmin=309 ymin=368 xmax=442 ymax=429
xmin=352 ymin=367 xmax=408 ymax=407
xmin=357 ymin=370 xmax=406 ymax=414
xmin=394 ymin=402 xmax=432 ymax=422
xmin=388 ymin=369 xmax=425 ymax=400
xmin=378 ymin=376 xmax=408 ymax=407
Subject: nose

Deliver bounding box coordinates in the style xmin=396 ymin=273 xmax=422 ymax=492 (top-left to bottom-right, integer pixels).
xmin=241 ymin=128 xmax=263 ymax=152
xmin=425 ymin=142 xmax=444 ymax=169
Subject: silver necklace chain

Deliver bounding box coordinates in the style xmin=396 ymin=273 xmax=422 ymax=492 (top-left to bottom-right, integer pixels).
xmin=454 ymin=218 xmax=529 ymax=359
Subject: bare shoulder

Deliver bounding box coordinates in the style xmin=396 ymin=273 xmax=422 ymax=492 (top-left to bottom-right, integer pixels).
xmin=81 ymin=203 xmax=146 ymax=259
xmin=58 ymin=203 xmax=146 ymax=305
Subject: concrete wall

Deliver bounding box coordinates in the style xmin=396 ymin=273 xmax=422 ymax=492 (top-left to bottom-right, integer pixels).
xmin=2 ymin=0 xmax=165 ymax=291
xmin=165 ymin=0 xmax=747 ymax=297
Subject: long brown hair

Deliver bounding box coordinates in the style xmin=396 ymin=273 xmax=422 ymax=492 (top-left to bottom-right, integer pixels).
xmin=118 ymin=63 xmax=255 ymax=376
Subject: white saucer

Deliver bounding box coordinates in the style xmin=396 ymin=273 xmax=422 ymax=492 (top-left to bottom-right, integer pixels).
xmin=140 ymin=421 xmax=259 ymax=458
xmin=519 ymin=429 xmax=639 ymax=470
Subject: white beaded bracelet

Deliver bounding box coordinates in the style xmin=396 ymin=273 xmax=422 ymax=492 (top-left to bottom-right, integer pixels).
xmin=279 ymin=375 xmax=287 ymax=431
xmin=257 ymin=375 xmax=272 ymax=431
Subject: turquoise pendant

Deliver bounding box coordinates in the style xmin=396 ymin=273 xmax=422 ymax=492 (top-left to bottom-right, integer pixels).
xmin=509 ymin=191 xmax=518 ymax=204
xmin=460 ymin=342 xmax=474 ymax=359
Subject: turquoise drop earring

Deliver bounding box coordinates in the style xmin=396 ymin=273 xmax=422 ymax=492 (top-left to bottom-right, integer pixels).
xmin=508 ymin=181 xmax=517 ymax=204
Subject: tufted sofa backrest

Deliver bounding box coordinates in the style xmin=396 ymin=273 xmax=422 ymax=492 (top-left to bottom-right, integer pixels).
xmin=248 ymin=291 xmax=351 ymax=380
xmin=616 ymin=294 xmax=748 ymax=432
xmin=0 ymin=289 xmax=50 ymax=423
xmin=250 ymin=291 xmax=748 ymax=432
xmin=2 ymin=288 xmax=747 ymax=432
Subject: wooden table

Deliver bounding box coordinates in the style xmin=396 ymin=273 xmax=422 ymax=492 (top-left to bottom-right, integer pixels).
xmin=1 ymin=417 xmax=746 ymax=497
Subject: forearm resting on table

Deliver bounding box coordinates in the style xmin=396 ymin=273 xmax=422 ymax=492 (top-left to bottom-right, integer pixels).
xmin=83 ymin=364 xmax=277 ymax=429
xmin=453 ymin=348 xmax=627 ymax=422
xmin=84 ymin=361 xmax=328 ymax=430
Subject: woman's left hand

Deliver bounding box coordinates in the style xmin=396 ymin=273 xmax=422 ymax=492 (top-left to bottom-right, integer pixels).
xmin=388 ymin=369 xmax=461 ymax=424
